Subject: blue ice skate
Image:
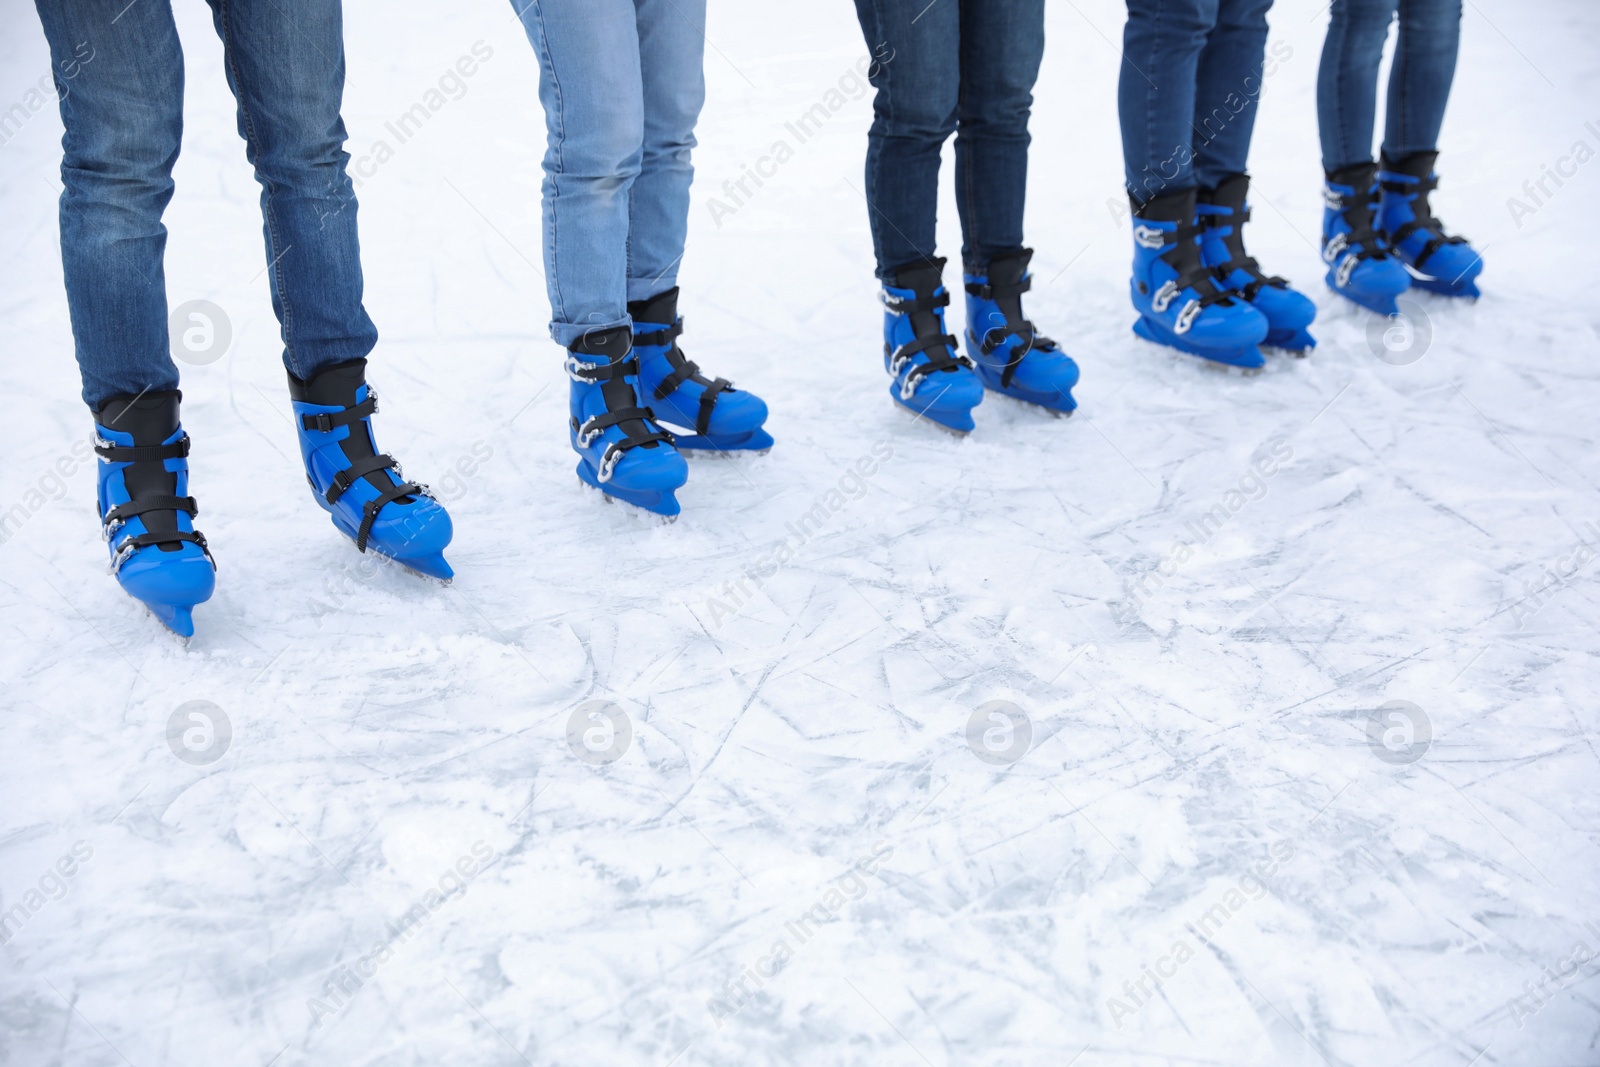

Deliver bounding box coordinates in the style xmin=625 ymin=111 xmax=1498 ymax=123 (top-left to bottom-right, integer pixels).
xmin=289 ymin=359 xmax=454 ymax=581
xmin=566 ymin=325 xmax=688 ymax=518
xmin=1378 ymin=150 xmax=1483 ymax=299
xmin=1197 ymin=174 xmax=1317 ymax=353
xmin=881 ymin=258 xmax=984 ymax=434
xmin=1130 ymin=188 xmax=1268 ymax=372
xmin=1322 ymin=162 xmax=1412 ymax=316
xmin=629 ymin=288 xmax=773 ymax=454
xmin=94 ymin=391 xmax=215 ymax=638
xmin=963 ymin=248 xmax=1079 ymax=415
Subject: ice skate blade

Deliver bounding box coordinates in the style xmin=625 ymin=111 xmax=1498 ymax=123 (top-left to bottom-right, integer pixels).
xmin=1132 ymin=317 xmax=1265 ymax=372
xmin=674 ymin=427 xmax=775 ymax=454
xmin=575 ymin=467 xmax=681 ymax=520
xmin=1264 ymin=327 xmax=1316 ymax=356
xmin=145 ymin=601 xmax=196 ymax=641
xmin=892 ymin=398 xmax=973 ymax=436
xmin=1409 ymin=273 xmax=1480 ymax=300
xmin=983 ymin=385 xmax=1077 ymax=418
xmin=1325 ymin=281 xmax=1402 ymax=317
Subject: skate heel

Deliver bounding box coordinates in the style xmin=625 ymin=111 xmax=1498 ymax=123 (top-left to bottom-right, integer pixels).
xmin=1264 ymin=326 xmax=1316 ymax=354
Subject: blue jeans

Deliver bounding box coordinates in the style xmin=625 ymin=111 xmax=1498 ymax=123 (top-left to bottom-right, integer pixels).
xmin=852 ymin=0 xmax=1045 ymax=277
xmin=1118 ymin=0 xmax=1274 ymax=198
xmin=1316 ymin=0 xmax=1461 ymax=170
xmin=510 ymin=0 xmax=705 ymax=348
xmin=34 ymin=0 xmax=377 ymax=410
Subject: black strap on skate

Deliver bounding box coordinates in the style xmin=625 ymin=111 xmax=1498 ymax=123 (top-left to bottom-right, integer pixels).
xmin=631 ymin=320 xmax=683 ymax=348
xmin=1378 ymin=175 xmax=1465 ymax=271
xmin=1324 ymin=184 xmax=1391 ymax=265
xmin=109 ymin=530 xmax=214 ymax=574
xmin=887 ymin=332 xmax=969 ymax=396
xmin=882 ymin=290 xmax=950 ymax=316
xmin=355 ymin=478 xmax=424 ymax=554
xmin=325 ymin=454 xmax=402 ymax=506
xmin=963 ymin=275 xmax=1059 ymax=388
xmin=94 ymin=436 xmax=190 ymax=463
xmin=1198 ymin=206 xmax=1289 ymax=299
xmin=103 ymin=496 xmax=198 ymax=527
xmin=567 ymin=356 xmax=640 ymax=383
xmin=301 ymin=394 xmax=378 ymax=433
xmin=633 ymin=317 xmax=739 ymax=437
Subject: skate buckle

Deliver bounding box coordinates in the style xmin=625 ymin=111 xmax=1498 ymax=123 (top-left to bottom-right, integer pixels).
xmin=101 ymin=517 xmax=125 ymax=543
xmin=597 ymin=444 xmax=623 ymax=484
xmin=1323 ymin=233 xmax=1349 ymax=264
xmin=1334 ymin=254 xmax=1359 ymax=288
xmin=1174 ymin=299 xmax=1201 ymax=335
xmin=93 ymin=435 xmax=114 ymax=461
xmin=1151 ymin=280 xmax=1179 ymax=313
xmin=1134 ymin=224 xmax=1168 ymax=250
xmin=109 ymin=538 xmax=138 ymax=575
xmin=564 ymin=356 xmax=602 ymax=382
xmin=1323 ymin=186 xmax=1346 ymax=209
xmin=575 ymin=416 xmax=603 ymax=448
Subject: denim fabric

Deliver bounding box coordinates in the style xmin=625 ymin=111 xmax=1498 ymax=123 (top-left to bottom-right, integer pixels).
xmin=1317 ymin=0 xmax=1462 ymax=170
xmin=511 ymin=0 xmax=706 ymax=348
xmin=35 ymin=0 xmax=377 ymax=409
xmin=852 ymin=0 xmax=1045 ymax=277
xmin=1118 ymin=0 xmax=1275 ymax=198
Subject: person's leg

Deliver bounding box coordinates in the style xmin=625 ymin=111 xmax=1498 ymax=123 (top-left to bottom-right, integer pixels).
xmin=948 ymin=0 xmax=1077 ymax=414
xmin=512 ymin=0 xmax=685 ymax=515
xmin=853 ymin=0 xmax=960 ymax=278
xmin=1190 ymin=0 xmax=1271 ymax=191
xmin=626 ymin=0 xmax=771 ymax=453
xmin=34 ymin=0 xmax=185 ymax=409
xmin=201 ymin=0 xmax=376 ymax=379
xmin=627 ymin=0 xmax=703 ymax=303
xmin=953 ymin=0 xmax=1043 ymax=269
xmin=207 ymin=0 xmax=453 ymax=579
xmin=513 ymin=0 xmax=646 ymax=346
xmin=1316 ymin=0 xmax=1398 ymax=170
xmin=1382 ymin=0 xmax=1460 ymax=159
xmin=1119 ymin=0 xmax=1219 ymax=199
xmin=1374 ymin=0 xmax=1478 ymax=296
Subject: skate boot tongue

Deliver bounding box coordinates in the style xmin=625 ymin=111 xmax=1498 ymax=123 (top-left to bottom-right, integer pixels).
xmin=573 ymin=325 xmax=666 ymax=450
xmin=981 ymin=249 xmax=1033 ymax=324
xmin=628 ymin=286 xmax=679 ymax=330
xmin=888 ymin=258 xmax=951 ymax=338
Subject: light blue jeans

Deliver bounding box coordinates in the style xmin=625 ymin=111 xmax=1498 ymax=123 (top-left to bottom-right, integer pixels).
xmin=510 ymin=0 xmax=706 ymax=348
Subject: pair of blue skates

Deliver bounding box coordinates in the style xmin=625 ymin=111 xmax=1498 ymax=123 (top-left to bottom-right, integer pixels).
xmin=1126 ymin=154 xmax=1482 ymax=371
xmin=95 ymin=359 xmax=454 ymax=638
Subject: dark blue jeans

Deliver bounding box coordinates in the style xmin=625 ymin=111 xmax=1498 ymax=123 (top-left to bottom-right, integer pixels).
xmin=1316 ymin=0 xmax=1461 ymax=170
xmin=35 ymin=0 xmax=377 ymax=409
xmin=1118 ymin=0 xmax=1275 ymax=199
xmin=852 ymin=0 xmax=1045 ymax=278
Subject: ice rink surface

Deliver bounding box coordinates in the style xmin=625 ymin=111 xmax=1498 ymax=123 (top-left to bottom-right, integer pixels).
xmin=2 ymin=1 xmax=1598 ymax=1064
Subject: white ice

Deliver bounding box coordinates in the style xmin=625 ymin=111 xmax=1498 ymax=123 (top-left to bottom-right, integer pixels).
xmin=2 ymin=0 xmax=1598 ymax=1064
